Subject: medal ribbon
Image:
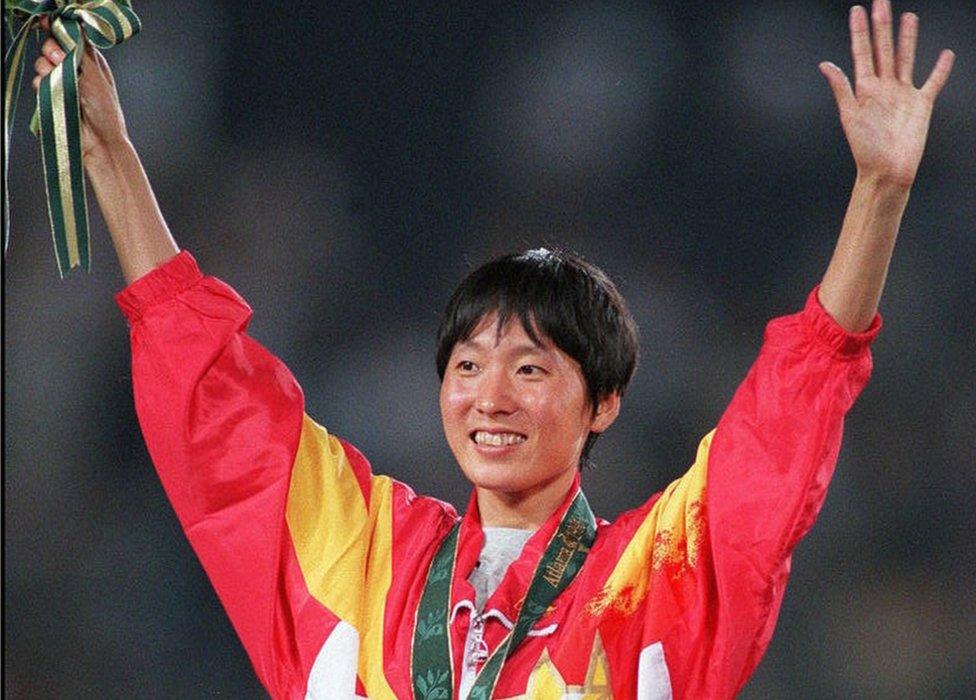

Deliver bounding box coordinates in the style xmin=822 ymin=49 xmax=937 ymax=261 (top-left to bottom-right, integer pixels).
xmin=411 ymin=490 xmax=597 ymax=700
xmin=3 ymin=0 xmax=140 ymax=276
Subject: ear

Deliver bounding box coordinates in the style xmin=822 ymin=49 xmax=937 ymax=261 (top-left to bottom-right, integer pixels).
xmin=589 ymin=392 xmax=621 ymax=433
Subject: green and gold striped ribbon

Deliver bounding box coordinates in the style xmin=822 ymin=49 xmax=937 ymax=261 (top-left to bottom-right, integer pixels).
xmin=3 ymin=0 xmax=140 ymax=276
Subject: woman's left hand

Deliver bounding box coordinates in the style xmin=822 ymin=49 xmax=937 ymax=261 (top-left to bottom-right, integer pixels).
xmin=819 ymin=0 xmax=954 ymax=189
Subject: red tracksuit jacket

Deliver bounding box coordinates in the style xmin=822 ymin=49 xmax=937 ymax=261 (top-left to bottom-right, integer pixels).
xmin=116 ymin=251 xmax=880 ymax=699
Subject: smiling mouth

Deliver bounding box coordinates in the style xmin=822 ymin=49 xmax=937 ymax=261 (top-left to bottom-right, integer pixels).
xmin=470 ymin=430 xmax=528 ymax=447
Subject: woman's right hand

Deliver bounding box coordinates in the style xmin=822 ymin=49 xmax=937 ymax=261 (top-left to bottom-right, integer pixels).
xmin=31 ymin=17 xmax=179 ymax=284
xmin=32 ymin=18 xmax=130 ymax=164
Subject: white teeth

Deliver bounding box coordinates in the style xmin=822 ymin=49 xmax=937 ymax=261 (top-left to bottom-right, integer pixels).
xmin=473 ymin=431 xmax=526 ymax=446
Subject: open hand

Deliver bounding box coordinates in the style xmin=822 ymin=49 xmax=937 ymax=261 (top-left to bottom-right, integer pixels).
xmin=819 ymin=0 xmax=954 ymax=188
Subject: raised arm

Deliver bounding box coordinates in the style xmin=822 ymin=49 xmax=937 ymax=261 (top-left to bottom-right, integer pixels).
xmin=587 ymin=6 xmax=955 ymax=696
xmin=817 ymin=0 xmax=953 ymax=332
xmin=31 ymin=33 xmax=403 ymax=698
xmin=33 ymin=25 xmax=178 ymax=283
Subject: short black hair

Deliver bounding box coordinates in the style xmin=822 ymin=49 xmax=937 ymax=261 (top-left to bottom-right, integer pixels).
xmin=436 ymin=248 xmax=639 ymax=462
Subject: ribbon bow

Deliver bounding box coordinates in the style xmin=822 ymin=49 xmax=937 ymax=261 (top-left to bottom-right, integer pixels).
xmin=4 ymin=0 xmax=140 ymax=276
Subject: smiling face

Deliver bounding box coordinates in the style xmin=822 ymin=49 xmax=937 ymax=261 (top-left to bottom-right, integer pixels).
xmin=439 ymin=312 xmax=620 ymax=527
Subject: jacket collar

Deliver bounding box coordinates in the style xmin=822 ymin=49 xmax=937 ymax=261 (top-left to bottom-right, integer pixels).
xmin=449 ymin=472 xmax=583 ymax=622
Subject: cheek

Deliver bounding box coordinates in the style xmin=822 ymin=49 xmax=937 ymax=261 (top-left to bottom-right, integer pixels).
xmin=522 ymin=390 xmax=574 ymax=431
xmin=439 ymin=382 xmax=470 ymax=427
xmin=528 ymin=387 xmax=589 ymax=441
xmin=535 ymin=376 xmax=585 ymax=409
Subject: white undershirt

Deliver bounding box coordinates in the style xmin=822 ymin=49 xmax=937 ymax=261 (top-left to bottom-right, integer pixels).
xmin=469 ymin=527 xmax=534 ymax=610
xmin=459 ymin=527 xmax=533 ymax=699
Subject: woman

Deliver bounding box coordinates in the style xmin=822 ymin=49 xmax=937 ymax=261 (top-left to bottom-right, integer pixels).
xmin=28 ymin=1 xmax=953 ymax=697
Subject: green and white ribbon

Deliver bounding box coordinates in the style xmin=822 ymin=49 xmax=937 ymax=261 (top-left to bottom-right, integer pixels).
xmin=3 ymin=0 xmax=140 ymax=276
xmin=411 ymin=491 xmax=597 ymax=699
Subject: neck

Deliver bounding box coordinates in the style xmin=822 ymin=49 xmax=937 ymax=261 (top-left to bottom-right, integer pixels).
xmin=475 ymin=469 xmax=577 ymax=530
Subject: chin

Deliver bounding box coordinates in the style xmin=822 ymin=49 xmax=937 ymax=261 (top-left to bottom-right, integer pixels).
xmin=460 ymin=457 xmax=566 ymax=499
xmin=463 ymin=464 xmax=530 ymax=494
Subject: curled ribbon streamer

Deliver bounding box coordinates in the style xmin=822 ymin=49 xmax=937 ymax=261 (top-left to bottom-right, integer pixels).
xmin=3 ymin=0 xmax=140 ymax=276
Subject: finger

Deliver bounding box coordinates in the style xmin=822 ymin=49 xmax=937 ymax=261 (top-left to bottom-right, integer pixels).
xmin=39 ymin=15 xmax=50 ymax=32
xmin=921 ymin=49 xmax=955 ymax=101
xmin=32 ymin=57 xmax=55 ymax=91
xmin=850 ymin=6 xmax=876 ymax=87
xmin=819 ymin=61 xmax=856 ymax=112
xmin=896 ymin=12 xmax=918 ymax=84
xmin=41 ymin=37 xmax=65 ymax=65
xmin=34 ymin=55 xmax=55 ymax=76
xmin=871 ymin=0 xmax=895 ymax=77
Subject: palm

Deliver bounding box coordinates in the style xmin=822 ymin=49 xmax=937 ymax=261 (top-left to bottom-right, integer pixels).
xmin=820 ymin=1 xmax=953 ymax=187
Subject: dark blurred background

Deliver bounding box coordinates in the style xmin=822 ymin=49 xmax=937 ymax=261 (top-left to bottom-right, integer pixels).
xmin=4 ymin=1 xmax=975 ymax=697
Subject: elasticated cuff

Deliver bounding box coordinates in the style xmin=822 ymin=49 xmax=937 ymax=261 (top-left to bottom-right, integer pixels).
xmin=802 ymin=285 xmax=882 ymax=356
xmin=115 ymin=250 xmax=203 ymax=323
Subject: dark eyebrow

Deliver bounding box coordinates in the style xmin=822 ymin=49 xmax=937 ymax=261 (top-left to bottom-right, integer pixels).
xmin=457 ymin=338 xmax=551 ymax=357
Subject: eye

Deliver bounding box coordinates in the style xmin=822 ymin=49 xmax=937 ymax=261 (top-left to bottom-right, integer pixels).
xmin=517 ymin=364 xmax=547 ymax=377
xmin=455 ymin=360 xmax=478 ymax=374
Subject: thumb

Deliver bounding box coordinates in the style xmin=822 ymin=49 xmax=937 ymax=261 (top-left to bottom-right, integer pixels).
xmin=819 ymin=61 xmax=854 ymax=112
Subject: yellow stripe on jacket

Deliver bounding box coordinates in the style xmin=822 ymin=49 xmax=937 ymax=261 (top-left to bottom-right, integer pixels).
xmin=588 ymin=430 xmax=711 ymax=617
xmin=286 ymin=415 xmax=396 ymax=699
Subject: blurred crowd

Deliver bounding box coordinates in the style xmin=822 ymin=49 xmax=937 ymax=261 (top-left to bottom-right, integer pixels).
xmin=4 ymin=1 xmax=974 ymax=697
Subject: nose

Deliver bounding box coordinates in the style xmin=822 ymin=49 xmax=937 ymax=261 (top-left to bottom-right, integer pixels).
xmin=475 ymin=368 xmax=517 ymax=415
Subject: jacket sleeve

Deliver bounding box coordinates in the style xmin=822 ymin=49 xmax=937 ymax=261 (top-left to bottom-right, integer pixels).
xmin=587 ymin=287 xmax=880 ymax=699
xmin=116 ymin=251 xmax=389 ymax=699
xmin=693 ymin=286 xmax=880 ymax=695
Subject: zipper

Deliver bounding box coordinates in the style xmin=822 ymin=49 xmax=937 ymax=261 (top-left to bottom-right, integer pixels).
xmin=467 ymin=612 xmax=489 ymax=667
